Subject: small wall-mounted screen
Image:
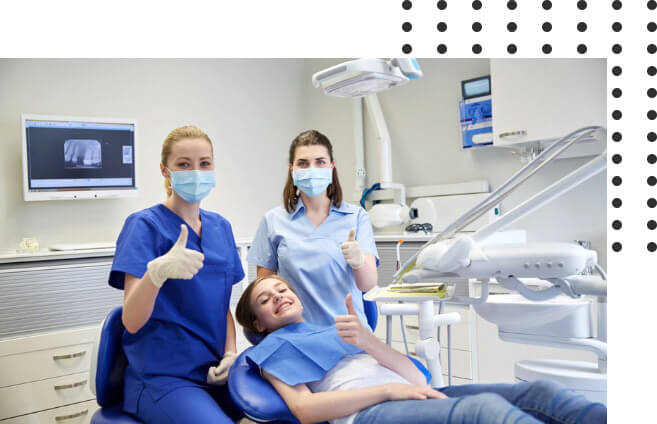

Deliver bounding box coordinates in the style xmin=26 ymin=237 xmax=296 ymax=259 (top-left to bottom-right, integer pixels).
xmin=461 ymin=75 xmax=491 ymax=100
xmin=23 ymin=115 xmax=137 ymax=201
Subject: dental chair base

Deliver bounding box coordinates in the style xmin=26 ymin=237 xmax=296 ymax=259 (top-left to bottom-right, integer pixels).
xmin=515 ymin=359 xmax=606 ymax=405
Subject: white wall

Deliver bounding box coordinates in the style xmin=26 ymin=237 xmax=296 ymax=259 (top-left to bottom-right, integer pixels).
xmin=302 ymin=58 xmax=607 ymax=268
xmin=0 ymin=59 xmax=305 ymax=249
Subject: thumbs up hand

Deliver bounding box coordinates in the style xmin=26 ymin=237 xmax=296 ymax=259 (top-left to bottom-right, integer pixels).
xmin=335 ymin=294 xmax=372 ymax=350
xmin=147 ymin=224 xmax=205 ymax=288
xmin=341 ymin=228 xmax=364 ymax=270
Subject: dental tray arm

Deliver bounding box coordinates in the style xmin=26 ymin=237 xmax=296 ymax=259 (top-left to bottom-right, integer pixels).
xmin=392 ymin=126 xmax=607 ymax=286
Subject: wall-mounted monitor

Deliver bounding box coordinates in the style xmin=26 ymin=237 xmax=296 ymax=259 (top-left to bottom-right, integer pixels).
xmin=22 ymin=114 xmax=138 ymax=201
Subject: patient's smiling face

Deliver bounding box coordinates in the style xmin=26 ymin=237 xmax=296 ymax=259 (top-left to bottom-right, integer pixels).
xmin=251 ymin=278 xmax=304 ymax=333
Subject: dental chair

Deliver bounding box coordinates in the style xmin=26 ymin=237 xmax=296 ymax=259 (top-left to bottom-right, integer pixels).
xmin=89 ymin=307 xmax=142 ymax=424
xmin=228 ymin=296 xmax=432 ymax=424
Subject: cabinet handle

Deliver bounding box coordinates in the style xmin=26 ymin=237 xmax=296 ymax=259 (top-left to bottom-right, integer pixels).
xmin=53 ymin=351 xmax=86 ymax=360
xmin=55 ymin=409 xmax=88 ymax=421
xmin=499 ymin=130 xmax=527 ymax=139
xmin=54 ymin=379 xmax=87 ymax=391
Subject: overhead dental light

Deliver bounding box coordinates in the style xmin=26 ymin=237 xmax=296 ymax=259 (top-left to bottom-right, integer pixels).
xmin=312 ymin=58 xmax=422 ymax=98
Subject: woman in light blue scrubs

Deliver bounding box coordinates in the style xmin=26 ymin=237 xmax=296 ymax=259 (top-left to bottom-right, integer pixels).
xmin=108 ymin=126 xmax=244 ymax=423
xmin=248 ymin=129 xmax=379 ymax=329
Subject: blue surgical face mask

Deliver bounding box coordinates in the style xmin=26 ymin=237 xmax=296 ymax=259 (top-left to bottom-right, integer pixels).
xmin=168 ymin=169 xmax=216 ymax=203
xmin=292 ymin=167 xmax=333 ymax=197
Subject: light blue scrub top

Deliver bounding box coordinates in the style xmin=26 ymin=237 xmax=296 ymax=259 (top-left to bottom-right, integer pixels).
xmin=247 ymin=200 xmax=379 ymax=329
xmin=108 ymin=204 xmax=244 ymax=413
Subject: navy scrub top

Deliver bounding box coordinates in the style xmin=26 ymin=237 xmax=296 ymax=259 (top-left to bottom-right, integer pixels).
xmin=108 ymin=204 xmax=244 ymax=413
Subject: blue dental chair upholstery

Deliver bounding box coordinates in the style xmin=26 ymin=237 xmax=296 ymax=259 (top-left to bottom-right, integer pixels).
xmin=228 ymin=297 xmax=431 ymax=424
xmin=90 ymin=307 xmax=142 ymax=424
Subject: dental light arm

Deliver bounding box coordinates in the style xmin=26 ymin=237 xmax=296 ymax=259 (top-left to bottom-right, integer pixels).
xmin=392 ymin=126 xmax=607 ymax=302
xmin=313 ymin=58 xmax=423 ymax=229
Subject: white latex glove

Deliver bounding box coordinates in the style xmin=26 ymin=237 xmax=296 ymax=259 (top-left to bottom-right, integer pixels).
xmin=206 ymin=351 xmax=238 ymax=386
xmin=146 ymin=224 xmax=204 ymax=288
xmin=341 ymin=228 xmax=364 ymax=270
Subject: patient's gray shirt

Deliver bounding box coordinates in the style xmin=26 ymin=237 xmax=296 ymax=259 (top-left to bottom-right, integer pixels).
xmin=307 ymin=353 xmax=411 ymax=424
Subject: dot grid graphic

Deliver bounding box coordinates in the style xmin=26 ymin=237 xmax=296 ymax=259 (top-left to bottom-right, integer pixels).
xmin=398 ymin=0 xmax=652 ymax=418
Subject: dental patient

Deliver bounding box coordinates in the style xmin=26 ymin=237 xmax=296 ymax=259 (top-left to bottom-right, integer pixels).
xmin=235 ymin=275 xmax=606 ymax=424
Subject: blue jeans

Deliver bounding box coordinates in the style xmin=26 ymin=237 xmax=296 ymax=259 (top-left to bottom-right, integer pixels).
xmin=354 ymin=380 xmax=606 ymax=424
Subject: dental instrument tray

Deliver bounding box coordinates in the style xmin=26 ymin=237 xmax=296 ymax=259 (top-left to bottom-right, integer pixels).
xmin=368 ymin=283 xmax=455 ymax=303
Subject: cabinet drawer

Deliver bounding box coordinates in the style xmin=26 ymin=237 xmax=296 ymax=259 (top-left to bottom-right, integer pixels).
xmin=0 ymin=344 xmax=92 ymax=387
xmin=439 ymin=348 xmax=473 ymax=379
xmin=0 ymin=372 xmax=94 ymax=420
xmin=2 ymin=399 xmax=99 ymax=424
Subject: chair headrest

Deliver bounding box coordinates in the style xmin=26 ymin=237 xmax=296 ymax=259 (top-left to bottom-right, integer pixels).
xmin=243 ymin=328 xmax=267 ymax=345
xmin=228 ymin=347 xmax=301 ymax=423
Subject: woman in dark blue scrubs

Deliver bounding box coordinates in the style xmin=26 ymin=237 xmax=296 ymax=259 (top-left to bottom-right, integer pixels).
xmin=108 ymin=126 xmax=244 ymax=423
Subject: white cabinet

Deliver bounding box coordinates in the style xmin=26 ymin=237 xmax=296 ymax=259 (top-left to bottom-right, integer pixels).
xmin=0 ymin=327 xmax=99 ymax=424
xmin=490 ymin=59 xmax=606 ymax=158
xmin=0 ymin=253 xmax=120 ymax=424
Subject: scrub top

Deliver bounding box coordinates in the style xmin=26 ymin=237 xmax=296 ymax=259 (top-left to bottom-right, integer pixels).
xmin=247 ymin=200 xmax=379 ymax=329
xmin=108 ymin=204 xmax=244 ymax=413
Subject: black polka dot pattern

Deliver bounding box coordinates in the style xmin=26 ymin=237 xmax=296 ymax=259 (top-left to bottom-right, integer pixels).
xmin=389 ymin=0 xmax=652 ymax=257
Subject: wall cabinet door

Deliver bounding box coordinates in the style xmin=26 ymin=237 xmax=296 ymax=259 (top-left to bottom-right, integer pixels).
xmin=490 ymin=59 xmax=606 ymax=157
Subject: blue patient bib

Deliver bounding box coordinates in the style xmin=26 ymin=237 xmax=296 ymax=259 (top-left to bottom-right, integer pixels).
xmin=246 ymin=322 xmax=362 ymax=386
